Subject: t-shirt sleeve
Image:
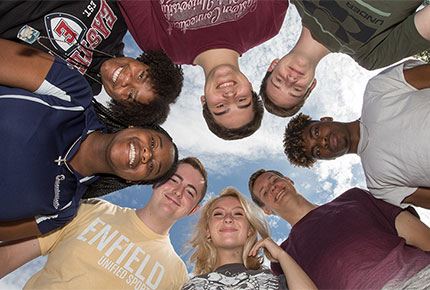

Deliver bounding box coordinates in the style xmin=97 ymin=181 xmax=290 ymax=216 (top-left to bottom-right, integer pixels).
xmin=173 ymin=261 xmax=189 ymax=290
xmin=34 ymin=56 xmax=93 ymax=107
xmin=357 ymin=14 xmax=430 ymax=69
xmin=37 ymin=200 xmax=95 ymax=255
xmin=365 ymin=60 xmax=423 ymax=100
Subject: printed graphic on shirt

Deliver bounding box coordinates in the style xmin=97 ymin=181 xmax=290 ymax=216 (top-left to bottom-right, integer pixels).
xmin=160 ymin=0 xmax=258 ymax=32
xmin=183 ymin=271 xmax=280 ymax=290
xmin=43 ymin=0 xmax=117 ymax=74
xmin=77 ymin=217 xmax=166 ymax=290
xmin=297 ymin=0 xmax=390 ymax=52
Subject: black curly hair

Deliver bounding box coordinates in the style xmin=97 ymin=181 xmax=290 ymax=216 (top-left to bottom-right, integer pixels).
xmin=283 ymin=113 xmax=316 ymax=168
xmin=108 ymin=50 xmax=183 ymax=125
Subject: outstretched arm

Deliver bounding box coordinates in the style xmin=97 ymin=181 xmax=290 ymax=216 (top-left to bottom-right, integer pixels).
xmin=395 ymin=205 xmax=430 ymax=252
xmin=0 ymin=38 xmax=54 ymax=91
xmin=0 ymin=237 xmax=41 ymax=278
xmin=415 ymin=4 xmax=430 ymax=40
xmin=403 ymin=64 xmax=430 ymax=90
xmin=0 ymin=218 xmax=41 ymax=243
xmin=249 ymin=238 xmax=317 ymax=289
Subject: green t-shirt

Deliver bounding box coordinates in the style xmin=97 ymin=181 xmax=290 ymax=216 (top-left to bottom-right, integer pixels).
xmin=293 ymin=0 xmax=430 ymax=69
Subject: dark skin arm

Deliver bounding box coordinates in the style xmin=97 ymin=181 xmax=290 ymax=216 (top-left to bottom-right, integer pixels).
xmin=0 ymin=218 xmax=41 ymax=242
xmin=403 ymin=63 xmax=430 ymax=90
xmin=0 ymin=38 xmax=54 ymax=91
xmin=402 ymin=187 xmax=430 ymax=210
xmin=0 ymin=39 xmax=51 ymax=242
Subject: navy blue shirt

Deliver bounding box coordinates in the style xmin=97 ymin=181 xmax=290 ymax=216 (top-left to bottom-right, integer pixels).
xmin=0 ymin=57 xmax=105 ymax=234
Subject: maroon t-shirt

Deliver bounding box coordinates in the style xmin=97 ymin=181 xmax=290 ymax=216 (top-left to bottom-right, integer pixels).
xmin=272 ymin=188 xmax=430 ymax=289
xmin=118 ymin=0 xmax=288 ymax=64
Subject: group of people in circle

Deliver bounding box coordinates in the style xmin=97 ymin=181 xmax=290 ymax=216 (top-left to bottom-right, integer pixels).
xmin=1 ymin=0 xmax=430 ymax=289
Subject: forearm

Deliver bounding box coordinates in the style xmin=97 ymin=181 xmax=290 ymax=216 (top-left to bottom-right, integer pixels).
xmin=0 ymin=38 xmax=54 ymax=91
xmin=415 ymin=4 xmax=430 ymax=40
xmin=0 ymin=238 xmax=41 ymax=278
xmin=278 ymin=251 xmax=316 ymax=289
xmin=0 ymin=218 xmax=41 ymax=242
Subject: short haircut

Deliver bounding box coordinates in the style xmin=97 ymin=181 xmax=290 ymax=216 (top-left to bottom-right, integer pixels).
xmin=187 ymin=187 xmax=273 ymax=276
xmin=202 ymin=91 xmax=263 ymax=140
xmin=248 ymin=169 xmax=285 ymax=208
xmin=283 ymin=113 xmax=316 ymax=168
xmin=259 ymin=70 xmax=312 ymax=117
xmin=178 ymin=157 xmax=208 ymax=204
xmin=108 ymin=50 xmax=183 ymax=125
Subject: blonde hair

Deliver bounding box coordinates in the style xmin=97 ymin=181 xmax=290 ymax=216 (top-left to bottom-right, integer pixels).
xmin=188 ymin=187 xmax=273 ymax=276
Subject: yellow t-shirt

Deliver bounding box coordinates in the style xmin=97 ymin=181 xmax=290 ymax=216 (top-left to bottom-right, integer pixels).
xmin=25 ymin=199 xmax=189 ymax=290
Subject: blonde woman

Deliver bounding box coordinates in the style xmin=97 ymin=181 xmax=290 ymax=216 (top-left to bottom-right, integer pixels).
xmin=182 ymin=187 xmax=316 ymax=289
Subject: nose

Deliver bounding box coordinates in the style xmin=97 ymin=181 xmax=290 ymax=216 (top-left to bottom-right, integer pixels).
xmin=223 ymin=213 xmax=233 ymax=224
xmin=222 ymin=90 xmax=236 ymax=98
xmin=319 ymin=136 xmax=328 ymax=148
xmin=120 ymin=66 xmax=132 ymax=87
xmin=141 ymin=147 xmax=153 ymax=164
xmin=173 ymin=185 xmax=184 ymax=199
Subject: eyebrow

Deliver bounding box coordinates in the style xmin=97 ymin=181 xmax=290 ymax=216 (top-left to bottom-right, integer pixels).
xmin=174 ymin=173 xmax=198 ymax=194
xmin=158 ymin=135 xmax=163 ymax=148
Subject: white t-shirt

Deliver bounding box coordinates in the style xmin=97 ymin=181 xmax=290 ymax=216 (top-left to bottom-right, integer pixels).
xmin=358 ymin=60 xmax=430 ymax=208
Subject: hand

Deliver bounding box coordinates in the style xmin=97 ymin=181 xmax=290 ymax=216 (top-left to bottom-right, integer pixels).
xmin=248 ymin=237 xmax=285 ymax=261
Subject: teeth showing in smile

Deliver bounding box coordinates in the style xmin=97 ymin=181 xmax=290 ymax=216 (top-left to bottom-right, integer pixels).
xmin=275 ymin=190 xmax=284 ymax=201
xmin=112 ymin=67 xmax=123 ymax=84
xmin=129 ymin=143 xmax=136 ymax=167
xmin=217 ymin=81 xmax=235 ymax=89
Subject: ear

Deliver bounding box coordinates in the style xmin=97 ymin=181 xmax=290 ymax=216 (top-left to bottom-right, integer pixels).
xmin=188 ymin=204 xmax=200 ymax=216
xmin=200 ymin=95 xmax=206 ymax=106
xmin=320 ymin=116 xmax=333 ymax=122
xmin=262 ymin=206 xmax=273 ymax=215
xmin=268 ymin=58 xmax=280 ymax=72
xmin=309 ymin=78 xmax=317 ymax=92
xmin=284 ymin=177 xmax=294 ymax=185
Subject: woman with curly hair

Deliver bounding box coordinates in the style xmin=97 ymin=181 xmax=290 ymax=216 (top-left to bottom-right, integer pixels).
xmin=0 ymin=39 xmax=179 ymax=242
xmin=182 ymin=187 xmax=316 ymax=289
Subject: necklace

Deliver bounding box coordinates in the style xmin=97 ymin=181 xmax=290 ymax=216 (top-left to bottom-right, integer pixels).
xmin=358 ymin=118 xmax=370 ymax=153
xmin=17 ymin=25 xmax=115 ymax=85
xmin=36 ymin=36 xmax=115 ymax=85
xmin=54 ymin=136 xmax=82 ymax=174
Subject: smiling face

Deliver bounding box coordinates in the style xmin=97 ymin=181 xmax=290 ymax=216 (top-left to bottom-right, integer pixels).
xmin=207 ymin=196 xmax=251 ymax=251
xmin=151 ymin=163 xmax=205 ymax=220
xmin=202 ymin=65 xmax=254 ymax=129
xmin=100 ymin=57 xmax=156 ymax=104
xmin=252 ymin=172 xmax=297 ymax=215
xmin=266 ymin=57 xmax=316 ymax=109
xmin=107 ymin=127 xmax=175 ymax=182
xmin=302 ymin=118 xmax=351 ymax=160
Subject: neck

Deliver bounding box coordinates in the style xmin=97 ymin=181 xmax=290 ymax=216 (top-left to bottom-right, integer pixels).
xmin=135 ymin=207 xmax=173 ymax=236
xmin=289 ymin=27 xmax=330 ymax=67
xmin=213 ymin=247 xmax=243 ymax=270
xmin=193 ymin=48 xmax=240 ymax=78
xmin=69 ymin=131 xmax=113 ymax=176
xmin=347 ymin=120 xmax=361 ymax=154
xmin=279 ymin=194 xmax=318 ymax=227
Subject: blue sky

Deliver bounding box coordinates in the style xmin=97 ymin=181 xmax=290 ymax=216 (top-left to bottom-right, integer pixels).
xmin=2 ymin=4 xmax=430 ymax=289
